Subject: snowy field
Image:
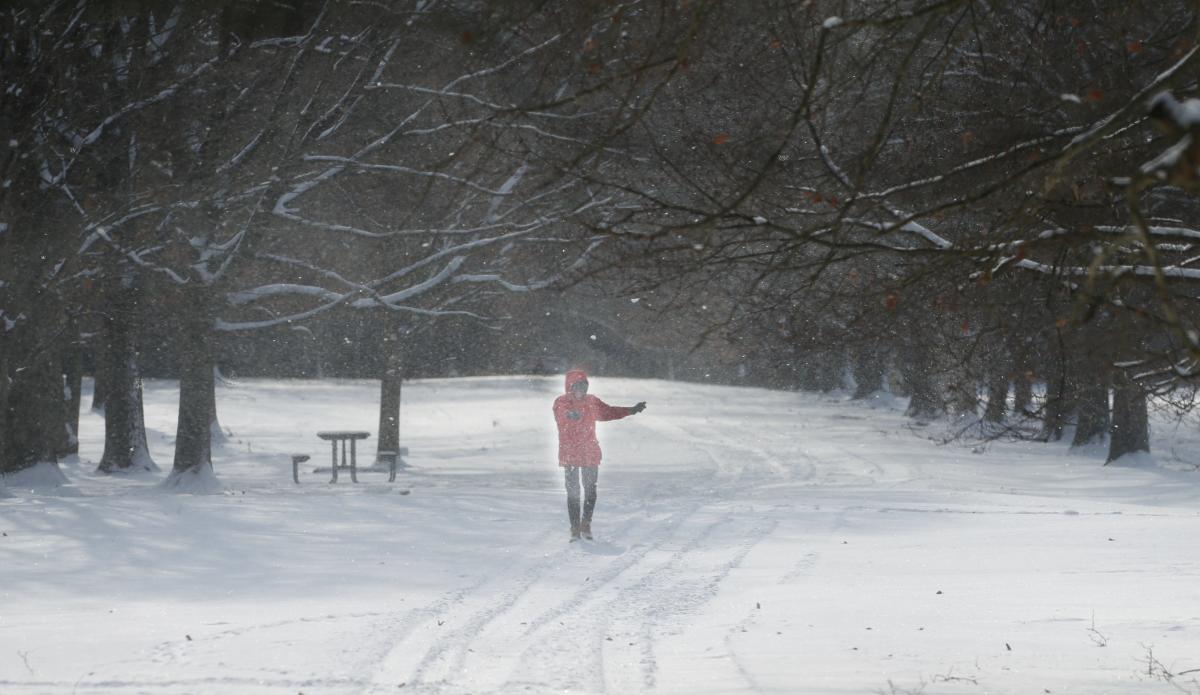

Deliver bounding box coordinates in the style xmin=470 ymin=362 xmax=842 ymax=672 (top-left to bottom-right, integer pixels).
xmin=2 ymin=376 xmax=1199 ymax=695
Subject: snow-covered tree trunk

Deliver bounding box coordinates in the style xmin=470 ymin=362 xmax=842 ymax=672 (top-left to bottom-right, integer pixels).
xmin=1107 ymin=371 xmax=1149 ymax=463
xmin=96 ymin=289 xmax=157 ymax=474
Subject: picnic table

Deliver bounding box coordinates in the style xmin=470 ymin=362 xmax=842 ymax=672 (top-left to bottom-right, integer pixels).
xmin=316 ymin=430 xmax=370 ymax=483
xmin=293 ymin=432 xmax=408 ymax=484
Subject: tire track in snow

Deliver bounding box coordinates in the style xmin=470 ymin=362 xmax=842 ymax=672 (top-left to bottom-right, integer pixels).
xmin=495 ymin=508 xmax=737 ymax=693
xmin=482 ymin=454 xmax=777 ymax=695
xmin=653 ymin=406 xmax=828 ymax=491
xmin=594 ymin=513 xmax=778 ymax=693
xmin=75 ymin=610 xmax=394 ymax=693
xmin=362 ymin=498 xmax=712 ymax=694
xmin=359 ymin=446 xmax=750 ymax=692
xmin=719 ymin=508 xmax=848 ymax=691
xmin=358 ymin=410 xmax=784 ymax=694
xmin=356 ymin=511 xmax=654 ymax=694
xmin=144 ymin=610 xmax=389 ymax=664
xmin=484 ymin=418 xmax=786 ymax=692
xmin=350 ymin=521 xmax=583 ymax=693
xmin=4 ymin=673 xmax=370 ymax=693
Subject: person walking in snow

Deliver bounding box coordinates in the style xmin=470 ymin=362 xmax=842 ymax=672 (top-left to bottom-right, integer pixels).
xmin=553 ymin=369 xmax=646 ymax=541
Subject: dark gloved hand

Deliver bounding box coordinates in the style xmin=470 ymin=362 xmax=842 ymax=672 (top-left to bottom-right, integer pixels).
xmin=630 ymin=401 xmax=647 ymax=415
xmin=566 ymin=410 xmax=582 ymax=421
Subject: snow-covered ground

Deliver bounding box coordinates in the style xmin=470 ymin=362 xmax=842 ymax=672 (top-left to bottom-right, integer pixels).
xmin=2 ymin=376 xmax=1199 ymax=694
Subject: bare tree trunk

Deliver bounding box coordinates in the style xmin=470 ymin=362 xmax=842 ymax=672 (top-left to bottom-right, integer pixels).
xmin=0 ymin=339 xmax=9 ymax=473
xmin=981 ymin=337 xmax=1010 ymax=423
xmin=947 ymin=377 xmax=979 ymax=419
xmin=59 ymin=317 xmax=83 ymax=457
xmin=60 ymin=353 xmax=83 ymax=457
xmin=827 ymin=349 xmax=847 ymax=392
xmin=1012 ymin=370 xmax=1033 ymax=415
xmin=1107 ymin=371 xmax=1149 ymax=463
xmin=4 ymin=340 xmax=65 ymax=474
xmin=1071 ymin=364 xmax=1109 ymax=448
xmin=208 ymin=366 xmax=225 ymax=444
xmin=1039 ymin=350 xmax=1075 ymax=442
xmin=983 ymin=373 xmax=1008 ymax=423
xmin=851 ymin=343 xmax=885 ymax=399
xmin=1 ymin=274 xmax=67 ymax=474
xmin=1040 ymin=377 xmax=1073 ymax=441
xmin=91 ymin=339 xmax=109 ymax=413
xmin=96 ymin=289 xmax=157 ymax=474
xmin=901 ymin=342 xmax=941 ymax=420
xmin=799 ymin=349 xmax=843 ymax=392
xmin=165 ymin=301 xmax=215 ymax=486
xmin=376 ymin=350 xmax=402 ymax=466
xmin=1010 ymin=343 xmax=1035 ymax=416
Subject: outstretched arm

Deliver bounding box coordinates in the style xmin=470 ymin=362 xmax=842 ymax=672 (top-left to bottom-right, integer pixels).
xmin=595 ymin=399 xmax=646 ymax=421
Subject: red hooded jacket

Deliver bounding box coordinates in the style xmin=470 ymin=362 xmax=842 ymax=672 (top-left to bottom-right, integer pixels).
xmin=553 ymin=370 xmax=631 ymax=467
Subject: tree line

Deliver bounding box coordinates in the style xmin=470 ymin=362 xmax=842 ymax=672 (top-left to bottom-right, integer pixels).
xmin=589 ymin=0 xmax=1200 ymax=464
xmin=3 ymin=0 xmax=1199 ymax=482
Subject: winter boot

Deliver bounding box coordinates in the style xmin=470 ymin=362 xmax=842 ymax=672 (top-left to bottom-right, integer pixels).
xmin=580 ymin=521 xmax=593 ymax=540
xmin=570 ymin=524 xmax=582 ymax=542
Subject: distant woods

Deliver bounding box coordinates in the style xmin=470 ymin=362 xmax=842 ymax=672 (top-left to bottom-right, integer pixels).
xmin=2 ymin=1 xmax=1199 ymax=477
xmin=592 ymin=0 xmax=1200 ymax=464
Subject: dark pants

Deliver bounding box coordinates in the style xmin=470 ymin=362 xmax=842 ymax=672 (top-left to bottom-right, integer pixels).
xmin=564 ymin=466 xmax=598 ymax=528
